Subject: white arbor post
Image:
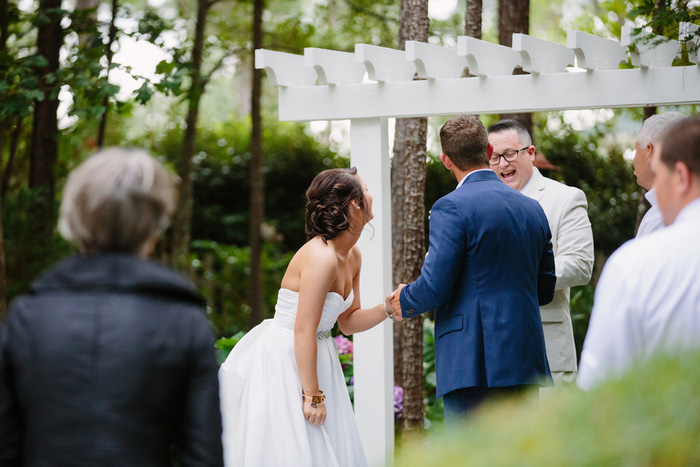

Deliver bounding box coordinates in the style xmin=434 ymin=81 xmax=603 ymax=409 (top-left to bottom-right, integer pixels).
xmin=350 ymin=117 xmax=394 ymax=467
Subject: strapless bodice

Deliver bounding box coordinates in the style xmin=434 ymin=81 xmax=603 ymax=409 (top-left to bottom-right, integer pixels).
xmin=273 ymin=288 xmax=354 ymax=333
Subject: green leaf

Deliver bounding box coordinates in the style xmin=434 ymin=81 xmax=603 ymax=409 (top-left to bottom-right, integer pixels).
xmin=134 ymin=82 xmax=153 ymax=104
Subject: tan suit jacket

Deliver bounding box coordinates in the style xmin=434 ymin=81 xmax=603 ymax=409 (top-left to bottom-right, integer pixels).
xmin=521 ymin=168 xmax=594 ymax=372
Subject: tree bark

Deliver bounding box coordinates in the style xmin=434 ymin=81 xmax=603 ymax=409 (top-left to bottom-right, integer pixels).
xmin=170 ymin=0 xmax=210 ymax=267
xmin=248 ymin=0 xmax=265 ymax=327
xmin=97 ymin=0 xmax=119 ymax=147
xmin=393 ymin=0 xmax=429 ymax=440
xmin=498 ymin=0 xmax=531 ymax=133
xmin=0 ymin=0 xmax=9 ymax=321
xmin=465 ymin=0 xmax=482 ymax=40
xmin=28 ymin=0 xmax=63 ymax=275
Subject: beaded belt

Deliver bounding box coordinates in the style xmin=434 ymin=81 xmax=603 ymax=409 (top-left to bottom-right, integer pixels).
xmin=316 ymin=329 xmax=332 ymax=340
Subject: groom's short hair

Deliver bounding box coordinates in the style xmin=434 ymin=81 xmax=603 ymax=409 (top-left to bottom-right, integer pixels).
xmin=440 ymin=114 xmax=489 ymax=170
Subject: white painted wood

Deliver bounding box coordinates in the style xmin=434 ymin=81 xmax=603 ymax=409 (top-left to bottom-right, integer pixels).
xmin=405 ymin=40 xmax=468 ymax=79
xmin=254 ymin=49 xmax=317 ymax=87
xmin=350 ymin=117 xmax=394 ymax=467
xmin=513 ymin=33 xmax=575 ymax=74
xmin=567 ymin=30 xmax=627 ymax=71
xmin=457 ymin=35 xmax=522 ymax=77
xmin=304 ymin=48 xmax=367 ymax=85
xmin=355 ymin=44 xmax=416 ymax=82
xmin=680 ymin=22 xmax=699 ymax=64
xmin=621 ymin=26 xmax=682 ymax=68
xmin=275 ymin=65 xmax=700 ymax=121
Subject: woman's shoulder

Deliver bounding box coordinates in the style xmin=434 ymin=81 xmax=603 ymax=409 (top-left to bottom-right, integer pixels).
xmin=294 ymin=237 xmax=338 ymax=269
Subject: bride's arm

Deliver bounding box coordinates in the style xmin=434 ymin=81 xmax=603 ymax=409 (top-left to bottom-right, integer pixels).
xmin=336 ymin=246 xmax=392 ymax=335
xmin=294 ymin=246 xmax=336 ymax=425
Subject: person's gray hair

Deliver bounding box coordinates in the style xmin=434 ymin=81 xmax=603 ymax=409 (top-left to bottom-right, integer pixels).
xmin=58 ymin=147 xmax=178 ymax=254
xmin=636 ymin=111 xmax=686 ymax=147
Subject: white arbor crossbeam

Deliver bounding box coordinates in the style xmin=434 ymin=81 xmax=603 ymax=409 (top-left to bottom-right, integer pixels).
xmin=257 ymin=26 xmax=697 ymax=122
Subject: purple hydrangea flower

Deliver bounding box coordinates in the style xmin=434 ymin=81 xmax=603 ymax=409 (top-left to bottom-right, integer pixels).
xmin=393 ymin=385 xmax=403 ymax=419
xmin=349 ymin=376 xmax=354 ymax=386
xmin=335 ymin=335 xmax=353 ymax=355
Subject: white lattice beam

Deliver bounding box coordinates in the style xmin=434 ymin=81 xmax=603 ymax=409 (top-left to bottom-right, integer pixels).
xmin=355 ymin=44 xmax=416 ymax=82
xmin=513 ymin=33 xmax=575 ymax=74
xmin=304 ymin=48 xmax=366 ymax=85
xmin=567 ymin=31 xmax=627 ymax=71
xmin=622 ymin=26 xmax=682 ymax=68
xmin=405 ymin=41 xmax=467 ymax=79
xmin=275 ymin=66 xmax=700 ymax=121
xmin=457 ymin=36 xmax=521 ymax=77
xmin=254 ymin=49 xmax=317 ymax=87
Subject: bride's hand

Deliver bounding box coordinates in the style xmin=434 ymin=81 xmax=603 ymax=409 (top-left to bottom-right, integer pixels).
xmin=303 ymin=399 xmax=327 ymax=426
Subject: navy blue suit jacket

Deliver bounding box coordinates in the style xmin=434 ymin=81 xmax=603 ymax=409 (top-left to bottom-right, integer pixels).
xmin=400 ymin=170 xmax=556 ymax=398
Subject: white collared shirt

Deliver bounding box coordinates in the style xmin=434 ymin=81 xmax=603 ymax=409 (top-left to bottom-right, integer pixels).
xmin=636 ymin=188 xmax=665 ymax=237
xmin=578 ymin=198 xmax=700 ymax=390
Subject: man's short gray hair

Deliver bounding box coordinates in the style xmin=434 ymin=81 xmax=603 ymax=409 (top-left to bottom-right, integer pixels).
xmin=636 ymin=111 xmax=686 ymax=147
xmin=58 ymin=147 xmax=178 ymax=254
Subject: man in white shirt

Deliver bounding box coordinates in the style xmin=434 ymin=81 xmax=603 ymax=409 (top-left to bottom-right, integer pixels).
xmin=633 ymin=112 xmax=686 ymax=237
xmin=578 ymin=116 xmax=700 ymax=390
xmin=488 ymin=120 xmax=594 ymax=385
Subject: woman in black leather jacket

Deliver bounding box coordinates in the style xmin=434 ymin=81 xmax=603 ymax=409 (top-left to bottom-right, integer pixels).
xmin=0 ymin=148 xmax=223 ymax=466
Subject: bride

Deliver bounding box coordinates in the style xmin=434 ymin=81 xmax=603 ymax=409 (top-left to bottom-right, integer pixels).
xmin=219 ymin=167 xmax=393 ymax=466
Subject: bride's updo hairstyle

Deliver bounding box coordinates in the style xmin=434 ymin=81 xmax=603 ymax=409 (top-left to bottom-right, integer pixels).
xmin=305 ymin=167 xmax=364 ymax=243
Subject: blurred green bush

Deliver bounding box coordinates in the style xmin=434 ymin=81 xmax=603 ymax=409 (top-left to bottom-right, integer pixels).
xmin=397 ymin=349 xmax=700 ymax=466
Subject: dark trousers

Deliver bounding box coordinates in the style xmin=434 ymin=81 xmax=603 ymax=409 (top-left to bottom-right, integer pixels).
xmin=443 ymin=385 xmax=534 ymax=428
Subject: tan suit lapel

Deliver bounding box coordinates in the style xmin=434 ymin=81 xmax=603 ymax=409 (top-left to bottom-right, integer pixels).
xmin=521 ymin=167 xmax=546 ymax=202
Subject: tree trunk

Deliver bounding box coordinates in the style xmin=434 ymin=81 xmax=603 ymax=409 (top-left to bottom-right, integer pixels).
xmin=97 ymin=0 xmax=119 ymax=147
xmin=393 ymin=0 xmax=429 ymax=440
xmin=465 ymin=0 xmax=482 ymax=39
xmin=498 ymin=0 xmax=531 ymax=133
xmin=248 ymin=0 xmax=265 ymax=327
xmin=170 ymin=0 xmax=210 ymax=268
xmin=0 ymin=0 xmax=9 ymax=320
xmin=28 ymin=0 xmax=62 ymax=276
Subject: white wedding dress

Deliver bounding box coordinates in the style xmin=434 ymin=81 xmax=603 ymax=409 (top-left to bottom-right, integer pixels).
xmin=219 ymin=288 xmax=368 ymax=467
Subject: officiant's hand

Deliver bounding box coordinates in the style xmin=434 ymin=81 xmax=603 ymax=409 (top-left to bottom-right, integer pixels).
xmin=390 ymin=284 xmax=406 ymax=321
xmin=303 ymin=398 xmax=326 ymax=426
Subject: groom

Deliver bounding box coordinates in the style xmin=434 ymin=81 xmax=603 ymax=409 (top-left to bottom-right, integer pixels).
xmin=390 ymin=114 xmax=556 ymax=425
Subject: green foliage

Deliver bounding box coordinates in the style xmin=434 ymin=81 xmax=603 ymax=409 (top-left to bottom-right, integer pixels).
xmin=397 ymin=349 xmax=700 ymax=466
xmin=2 ymin=188 xmax=74 ymax=302
xmin=191 ymin=240 xmax=293 ymax=337
xmin=155 ymin=118 xmax=344 ymax=252
xmin=215 ymin=330 xmax=246 ymax=364
xmin=422 ymin=319 xmax=444 ymax=433
xmin=536 ymin=115 xmax=639 ymax=257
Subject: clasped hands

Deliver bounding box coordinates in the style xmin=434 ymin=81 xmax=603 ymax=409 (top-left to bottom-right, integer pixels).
xmin=384 ymin=284 xmax=406 ymax=322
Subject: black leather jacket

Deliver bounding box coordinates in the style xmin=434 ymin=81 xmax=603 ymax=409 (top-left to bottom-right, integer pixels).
xmin=0 ymin=254 xmax=223 ymax=466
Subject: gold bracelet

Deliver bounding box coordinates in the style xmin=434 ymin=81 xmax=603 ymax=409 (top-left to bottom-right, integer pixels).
xmin=302 ymin=391 xmax=326 ymax=408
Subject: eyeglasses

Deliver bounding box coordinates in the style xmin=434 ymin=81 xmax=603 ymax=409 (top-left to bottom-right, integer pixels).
xmin=489 ymin=146 xmax=529 ymax=165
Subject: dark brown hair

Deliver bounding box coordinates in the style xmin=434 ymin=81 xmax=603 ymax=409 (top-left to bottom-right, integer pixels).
xmin=305 ymin=167 xmax=364 ymax=242
xmin=659 ymin=116 xmax=700 ymax=176
xmin=439 ymin=114 xmax=489 ymax=170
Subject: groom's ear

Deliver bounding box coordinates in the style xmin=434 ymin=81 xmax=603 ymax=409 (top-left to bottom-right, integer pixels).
xmin=440 ymin=153 xmax=452 ymax=170
xmin=487 ymin=142 xmax=494 ymax=161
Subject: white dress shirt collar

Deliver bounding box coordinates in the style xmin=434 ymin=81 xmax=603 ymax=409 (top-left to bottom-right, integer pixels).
xmin=456 ymin=168 xmax=493 ymax=189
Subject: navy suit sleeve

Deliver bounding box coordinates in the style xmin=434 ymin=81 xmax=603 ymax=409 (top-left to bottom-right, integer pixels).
xmin=400 ymin=196 xmax=465 ymax=317
xmin=538 ymin=234 xmax=556 ymax=306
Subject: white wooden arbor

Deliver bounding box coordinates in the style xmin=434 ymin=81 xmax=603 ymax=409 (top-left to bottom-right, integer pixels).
xmin=256 ymin=23 xmax=700 ymax=466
